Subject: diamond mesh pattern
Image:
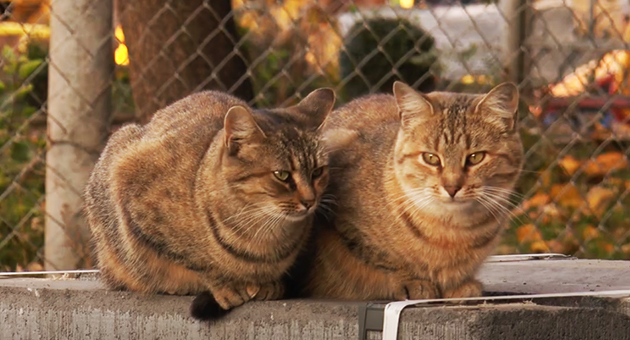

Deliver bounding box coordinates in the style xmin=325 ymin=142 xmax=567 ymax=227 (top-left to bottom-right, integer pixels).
xmin=1 ymin=0 xmax=630 ymax=271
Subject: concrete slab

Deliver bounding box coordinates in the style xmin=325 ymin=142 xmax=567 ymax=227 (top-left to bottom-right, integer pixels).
xmin=481 ymin=257 xmax=630 ymax=294
xmin=1 ymin=257 xmax=630 ymax=340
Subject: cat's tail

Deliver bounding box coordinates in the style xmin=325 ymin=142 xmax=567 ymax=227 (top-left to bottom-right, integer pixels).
xmin=190 ymin=291 xmax=231 ymax=321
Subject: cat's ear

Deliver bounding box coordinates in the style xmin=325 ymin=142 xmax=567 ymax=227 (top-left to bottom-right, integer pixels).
xmin=393 ymin=81 xmax=434 ymax=129
xmin=321 ymin=128 xmax=359 ymax=153
xmin=295 ymin=88 xmax=336 ymax=128
xmin=224 ymin=106 xmax=266 ymax=154
xmin=475 ymin=82 xmax=519 ymax=131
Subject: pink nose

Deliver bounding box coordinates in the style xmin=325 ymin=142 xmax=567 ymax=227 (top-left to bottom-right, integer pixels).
xmin=444 ymin=185 xmax=461 ymax=198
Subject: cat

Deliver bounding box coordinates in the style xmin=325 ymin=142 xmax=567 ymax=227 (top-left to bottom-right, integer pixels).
xmin=84 ymin=88 xmax=335 ymax=320
xmin=293 ymin=81 xmax=523 ymax=301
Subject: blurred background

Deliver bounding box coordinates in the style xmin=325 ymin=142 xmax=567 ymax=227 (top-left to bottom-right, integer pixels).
xmin=1 ymin=0 xmax=630 ymax=272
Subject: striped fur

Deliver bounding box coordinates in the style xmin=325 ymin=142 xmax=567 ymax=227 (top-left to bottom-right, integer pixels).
xmin=297 ymin=82 xmax=523 ymax=300
xmin=84 ymin=89 xmax=335 ymax=317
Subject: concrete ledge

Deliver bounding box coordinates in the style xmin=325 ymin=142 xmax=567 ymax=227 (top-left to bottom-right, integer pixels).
xmin=2 ymin=257 xmax=630 ymax=340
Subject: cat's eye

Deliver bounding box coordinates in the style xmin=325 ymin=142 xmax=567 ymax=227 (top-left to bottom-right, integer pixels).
xmin=467 ymin=152 xmax=486 ymax=165
xmin=312 ymin=167 xmax=324 ymax=178
xmin=273 ymin=170 xmax=291 ymax=182
xmin=422 ymin=153 xmax=441 ymax=166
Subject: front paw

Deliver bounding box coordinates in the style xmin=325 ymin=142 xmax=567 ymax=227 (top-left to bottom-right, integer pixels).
xmin=394 ymin=279 xmax=439 ymax=300
xmin=442 ymin=280 xmax=482 ymax=300
xmin=253 ymin=280 xmax=284 ymax=301
xmin=210 ymin=281 xmax=260 ymax=310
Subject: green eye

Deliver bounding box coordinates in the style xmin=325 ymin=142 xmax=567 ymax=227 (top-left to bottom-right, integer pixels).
xmin=422 ymin=153 xmax=441 ymax=166
xmin=273 ymin=170 xmax=291 ymax=182
xmin=312 ymin=167 xmax=324 ymax=178
xmin=467 ymin=152 xmax=486 ymax=165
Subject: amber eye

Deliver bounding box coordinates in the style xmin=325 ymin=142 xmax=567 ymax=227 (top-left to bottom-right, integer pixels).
xmin=312 ymin=167 xmax=324 ymax=178
xmin=422 ymin=153 xmax=441 ymax=166
xmin=467 ymin=152 xmax=486 ymax=165
xmin=273 ymin=170 xmax=291 ymax=182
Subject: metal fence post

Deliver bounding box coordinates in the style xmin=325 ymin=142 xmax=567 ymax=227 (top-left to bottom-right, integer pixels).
xmin=46 ymin=0 xmax=113 ymax=270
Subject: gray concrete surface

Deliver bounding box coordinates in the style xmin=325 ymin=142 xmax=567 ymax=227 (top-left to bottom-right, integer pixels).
xmin=1 ymin=258 xmax=630 ymax=339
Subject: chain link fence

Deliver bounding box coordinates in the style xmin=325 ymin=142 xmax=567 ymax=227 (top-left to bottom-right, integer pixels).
xmin=1 ymin=0 xmax=629 ymax=272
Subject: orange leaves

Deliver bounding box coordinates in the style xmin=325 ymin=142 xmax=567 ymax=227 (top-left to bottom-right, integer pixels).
xmin=514 ymin=224 xmax=551 ymax=253
xmin=586 ymin=187 xmax=616 ymax=217
xmin=550 ymin=184 xmax=582 ymax=209
xmin=559 ymin=155 xmax=581 ymax=176
xmin=516 ymin=224 xmax=542 ymax=243
xmin=558 ymin=152 xmax=628 ymax=178
xmin=584 ymin=152 xmax=628 ymax=177
xmin=507 ymin=141 xmax=630 ymax=258
xmin=521 ymin=193 xmax=549 ymax=210
xmin=582 ymin=225 xmax=600 ymax=241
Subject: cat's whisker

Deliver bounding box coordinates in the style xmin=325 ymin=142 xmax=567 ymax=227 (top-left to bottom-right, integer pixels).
xmin=482 ymin=186 xmax=526 ymax=199
xmin=393 ymin=191 xmax=434 ymax=222
xmin=475 ymin=197 xmax=501 ymax=223
xmin=487 ymin=195 xmax=530 ymax=225
xmin=223 ymin=202 xmax=267 ymax=225
xmin=317 ymin=195 xmax=338 ymax=221
xmin=476 ymin=195 xmax=511 ymax=225
xmin=479 ymin=194 xmax=526 ymax=225
xmin=480 ymin=188 xmax=524 ymax=206
xmin=482 ymin=187 xmax=522 ymax=196
xmin=481 ymin=190 xmax=526 ymax=212
xmin=251 ymin=210 xmax=285 ymax=242
xmin=231 ymin=206 xmax=277 ymax=236
xmin=317 ymin=203 xmax=336 ymax=218
xmin=481 ymin=194 xmax=522 ymax=207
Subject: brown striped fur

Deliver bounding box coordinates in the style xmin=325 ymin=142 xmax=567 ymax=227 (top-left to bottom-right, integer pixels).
xmin=84 ymin=89 xmax=335 ymax=312
xmin=302 ymin=82 xmax=523 ymax=300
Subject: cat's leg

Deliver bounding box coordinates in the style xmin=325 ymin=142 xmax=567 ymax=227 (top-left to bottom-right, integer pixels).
xmin=442 ymin=279 xmax=482 ymax=299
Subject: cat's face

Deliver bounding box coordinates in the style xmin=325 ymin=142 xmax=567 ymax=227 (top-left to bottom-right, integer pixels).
xmin=393 ymin=82 xmax=523 ymax=216
xmin=220 ymin=89 xmax=334 ymax=224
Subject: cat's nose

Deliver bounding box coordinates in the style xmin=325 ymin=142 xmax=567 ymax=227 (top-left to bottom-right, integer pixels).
xmin=444 ymin=185 xmax=461 ymax=198
xmin=300 ymin=199 xmax=315 ymax=210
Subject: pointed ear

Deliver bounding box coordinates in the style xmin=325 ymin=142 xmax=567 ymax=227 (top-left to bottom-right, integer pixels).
xmin=295 ymin=88 xmax=336 ymax=128
xmin=320 ymin=128 xmax=359 ymax=153
xmin=224 ymin=106 xmax=265 ymax=154
xmin=475 ymin=82 xmax=519 ymax=131
xmin=393 ymin=81 xmax=434 ymax=129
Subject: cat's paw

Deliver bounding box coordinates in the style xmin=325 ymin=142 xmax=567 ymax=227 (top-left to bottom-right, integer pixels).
xmin=394 ymin=279 xmax=439 ymax=300
xmin=442 ymin=280 xmax=482 ymax=300
xmin=210 ymin=282 xmax=257 ymax=310
xmin=253 ymin=280 xmax=284 ymax=301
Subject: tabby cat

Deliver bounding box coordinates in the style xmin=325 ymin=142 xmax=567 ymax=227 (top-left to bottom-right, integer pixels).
xmin=297 ymin=81 xmax=522 ymax=300
xmin=84 ymin=88 xmax=335 ymax=319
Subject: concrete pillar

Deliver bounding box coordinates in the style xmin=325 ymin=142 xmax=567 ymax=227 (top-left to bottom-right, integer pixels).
xmin=46 ymin=0 xmax=113 ymax=270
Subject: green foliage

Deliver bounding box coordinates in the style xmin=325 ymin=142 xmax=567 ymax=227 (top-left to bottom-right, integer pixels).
xmin=0 ymin=43 xmax=48 ymax=271
xmin=339 ymin=17 xmax=439 ymax=101
xmin=0 ymin=40 xmax=134 ymax=271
